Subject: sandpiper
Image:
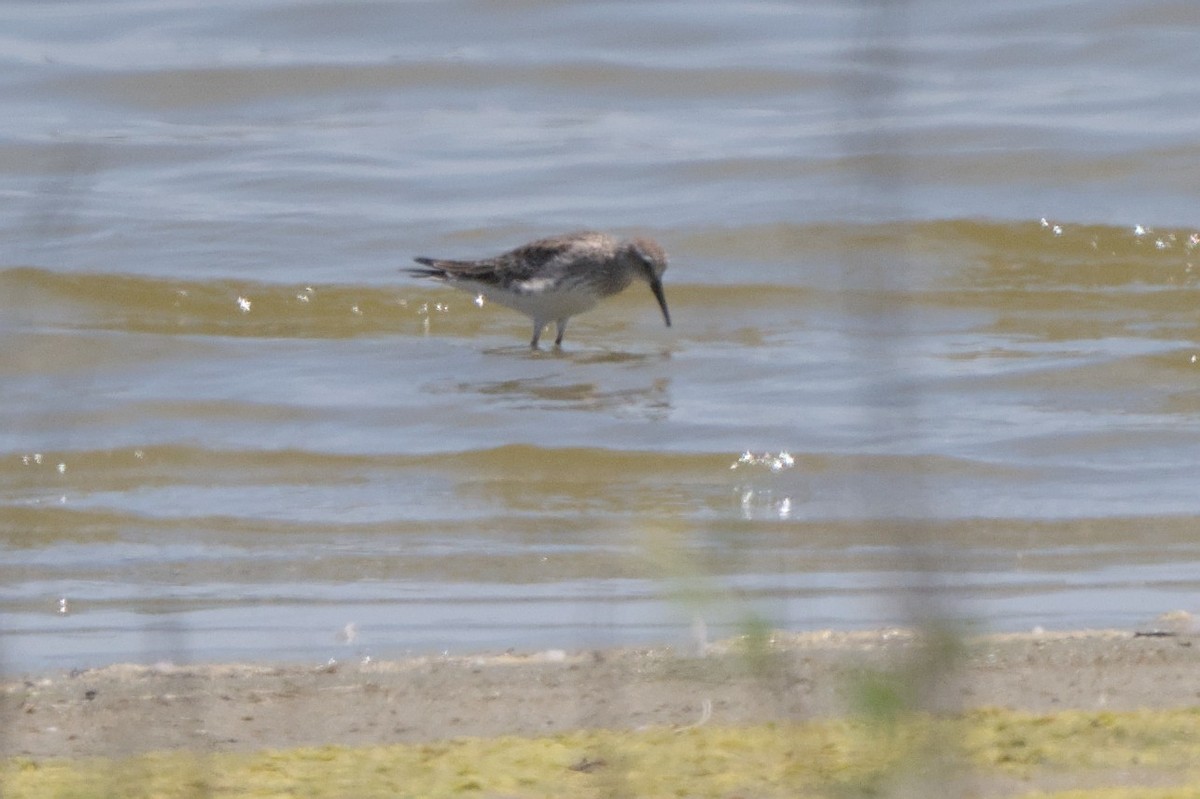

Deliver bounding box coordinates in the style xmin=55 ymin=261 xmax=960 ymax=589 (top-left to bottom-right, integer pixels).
xmin=405 ymin=231 xmax=671 ymax=348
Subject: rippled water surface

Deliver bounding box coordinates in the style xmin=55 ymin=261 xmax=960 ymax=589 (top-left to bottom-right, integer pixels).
xmin=4 ymin=1 xmax=1200 ymax=673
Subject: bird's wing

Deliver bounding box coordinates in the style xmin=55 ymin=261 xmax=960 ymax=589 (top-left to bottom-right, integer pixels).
xmin=406 ymin=257 xmax=504 ymax=283
xmin=501 ymin=234 xmax=592 ymax=274
xmin=409 ymin=232 xmax=597 ymax=285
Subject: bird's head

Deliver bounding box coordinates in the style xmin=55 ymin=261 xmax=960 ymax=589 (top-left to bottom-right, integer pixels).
xmin=621 ymin=237 xmax=671 ymax=327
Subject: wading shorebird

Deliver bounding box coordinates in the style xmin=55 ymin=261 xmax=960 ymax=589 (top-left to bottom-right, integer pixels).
xmin=405 ymin=231 xmax=671 ymax=348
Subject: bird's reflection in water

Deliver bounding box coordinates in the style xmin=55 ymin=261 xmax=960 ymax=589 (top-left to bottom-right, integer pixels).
xmin=479 ymin=345 xmax=669 ymax=365
xmin=457 ymin=375 xmax=672 ymax=419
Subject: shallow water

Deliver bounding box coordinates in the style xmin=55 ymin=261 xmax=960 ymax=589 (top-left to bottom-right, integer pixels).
xmin=3 ymin=1 xmax=1200 ymax=673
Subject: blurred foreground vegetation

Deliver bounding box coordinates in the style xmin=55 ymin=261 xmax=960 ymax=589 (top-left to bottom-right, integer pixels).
xmin=5 ymin=706 xmax=1200 ymax=799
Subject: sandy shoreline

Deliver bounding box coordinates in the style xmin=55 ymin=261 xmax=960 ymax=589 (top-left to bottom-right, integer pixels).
xmin=4 ymin=628 xmax=1200 ymax=761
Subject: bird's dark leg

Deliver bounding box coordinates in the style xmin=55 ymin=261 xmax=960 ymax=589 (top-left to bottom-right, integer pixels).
xmin=530 ymin=321 xmax=543 ymax=349
xmin=554 ymin=318 xmax=568 ymax=347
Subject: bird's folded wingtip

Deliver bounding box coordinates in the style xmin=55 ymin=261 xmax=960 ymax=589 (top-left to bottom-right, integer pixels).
xmin=403 ymin=265 xmax=442 ymax=278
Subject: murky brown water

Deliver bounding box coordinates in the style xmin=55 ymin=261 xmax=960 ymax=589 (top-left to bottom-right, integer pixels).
xmin=4 ymin=1 xmax=1200 ymax=672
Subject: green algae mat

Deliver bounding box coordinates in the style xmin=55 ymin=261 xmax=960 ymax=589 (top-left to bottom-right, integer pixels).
xmin=6 ymin=707 xmax=1200 ymax=798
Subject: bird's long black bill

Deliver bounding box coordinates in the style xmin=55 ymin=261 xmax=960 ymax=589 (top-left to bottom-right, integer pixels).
xmin=650 ymin=278 xmax=671 ymax=327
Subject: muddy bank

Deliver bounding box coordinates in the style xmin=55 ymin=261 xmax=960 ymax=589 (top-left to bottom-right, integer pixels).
xmin=4 ymin=628 xmax=1199 ymax=760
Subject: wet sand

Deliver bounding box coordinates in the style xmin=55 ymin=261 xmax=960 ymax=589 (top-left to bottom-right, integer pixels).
xmin=4 ymin=627 xmax=1200 ymax=761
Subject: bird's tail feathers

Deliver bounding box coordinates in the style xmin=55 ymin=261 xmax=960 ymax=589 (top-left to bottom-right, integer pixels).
xmin=404 ymin=267 xmax=443 ymax=278
xmin=405 ymin=257 xmax=451 ymax=278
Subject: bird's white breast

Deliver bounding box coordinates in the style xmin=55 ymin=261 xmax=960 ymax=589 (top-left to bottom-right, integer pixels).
xmin=497 ymin=281 xmax=601 ymax=320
